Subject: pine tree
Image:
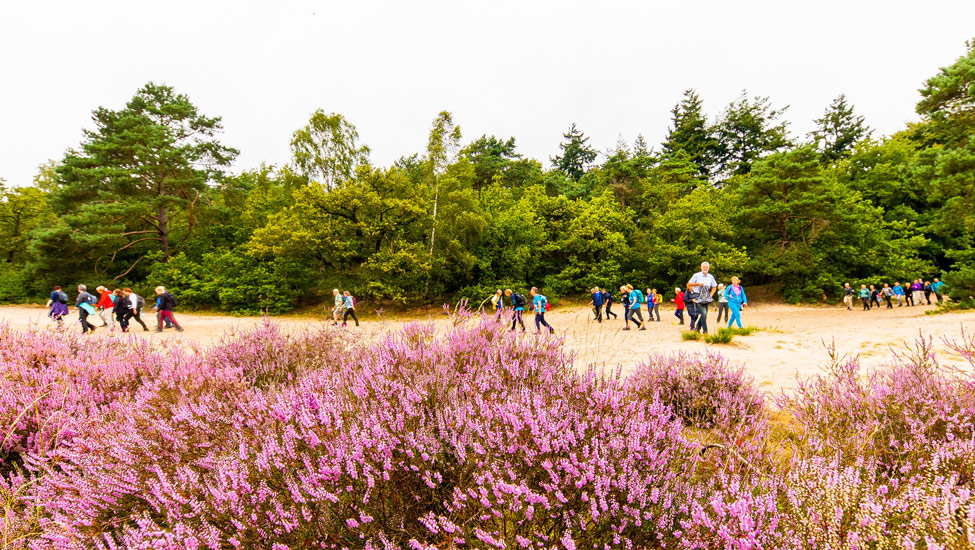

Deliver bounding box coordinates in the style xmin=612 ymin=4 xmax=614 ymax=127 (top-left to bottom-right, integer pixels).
xmin=551 ymin=123 xmax=597 ymax=181
xmin=661 ymin=89 xmax=717 ymax=177
xmin=809 ymin=94 xmax=871 ymax=164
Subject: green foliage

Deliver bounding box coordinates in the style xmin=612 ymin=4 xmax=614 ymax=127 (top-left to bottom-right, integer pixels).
xmin=809 ymin=94 xmax=872 ymax=164
xmin=551 ymin=123 xmax=597 ymax=181
xmin=661 ymin=89 xmax=717 ymax=177
xmin=43 ymin=82 xmax=237 ymax=282
xmin=704 ymin=329 xmax=735 ymax=344
xmin=681 ymin=331 xmax=702 ymax=341
xmin=290 ymin=110 xmax=369 ymax=189
xmin=8 ymin=42 xmax=975 ymax=314
xmin=712 ymin=92 xmax=792 ymax=177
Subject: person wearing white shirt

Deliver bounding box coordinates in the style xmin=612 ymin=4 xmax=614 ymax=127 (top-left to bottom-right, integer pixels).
xmin=687 ymin=262 xmax=718 ymax=334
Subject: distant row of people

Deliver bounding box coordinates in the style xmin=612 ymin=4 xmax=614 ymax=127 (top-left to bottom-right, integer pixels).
xmin=46 ymin=285 xmax=183 ymax=333
xmin=587 ymin=263 xmax=749 ymax=334
xmin=842 ymin=279 xmax=944 ymax=310
xmin=489 ymin=287 xmax=555 ymax=334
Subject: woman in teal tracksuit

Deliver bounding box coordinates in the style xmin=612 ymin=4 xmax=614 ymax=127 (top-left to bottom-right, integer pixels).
xmin=725 ymin=276 xmax=748 ymax=328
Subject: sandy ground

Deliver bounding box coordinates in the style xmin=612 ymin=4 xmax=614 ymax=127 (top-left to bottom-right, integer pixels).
xmin=2 ymin=301 xmax=973 ymax=393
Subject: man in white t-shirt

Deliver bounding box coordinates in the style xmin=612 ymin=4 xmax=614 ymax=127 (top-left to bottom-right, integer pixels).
xmin=687 ymin=262 xmax=718 ymax=334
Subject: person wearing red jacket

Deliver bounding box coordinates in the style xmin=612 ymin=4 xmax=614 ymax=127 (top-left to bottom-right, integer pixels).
xmin=672 ymin=287 xmax=685 ymax=325
xmin=95 ymin=285 xmax=115 ymax=328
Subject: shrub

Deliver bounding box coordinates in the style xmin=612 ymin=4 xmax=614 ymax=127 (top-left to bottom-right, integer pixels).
xmin=681 ymin=330 xmax=702 ymax=341
xmin=704 ymin=328 xmax=735 ymax=344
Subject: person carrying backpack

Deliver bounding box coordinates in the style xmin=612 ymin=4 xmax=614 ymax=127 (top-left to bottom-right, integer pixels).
xmin=531 ymin=287 xmax=555 ymax=334
xmin=341 ymin=291 xmax=359 ymax=326
xmin=624 ymin=284 xmax=645 ymax=331
xmin=75 ymin=284 xmax=97 ymax=333
xmin=127 ymin=289 xmax=150 ymax=331
xmin=45 ymin=285 xmax=69 ymax=327
xmin=505 ymin=288 xmax=526 ymax=332
xmin=152 ymin=286 xmax=184 ymax=332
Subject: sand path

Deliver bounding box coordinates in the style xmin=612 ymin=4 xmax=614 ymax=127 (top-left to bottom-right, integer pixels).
xmin=2 ymin=301 xmax=972 ymax=392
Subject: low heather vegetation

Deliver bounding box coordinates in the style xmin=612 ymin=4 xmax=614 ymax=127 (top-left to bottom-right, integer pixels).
xmin=0 ymin=318 xmax=972 ymax=549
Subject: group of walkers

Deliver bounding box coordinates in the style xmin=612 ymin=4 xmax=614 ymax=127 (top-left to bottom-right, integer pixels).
xmin=843 ymin=278 xmax=944 ymax=311
xmin=489 ymin=287 xmax=556 ymax=334
xmin=587 ymin=262 xmax=748 ymax=334
xmin=45 ymin=284 xmax=183 ymax=333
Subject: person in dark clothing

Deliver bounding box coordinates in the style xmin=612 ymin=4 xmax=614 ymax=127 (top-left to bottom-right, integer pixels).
xmin=882 ymin=284 xmax=893 ymax=309
xmin=505 ymin=289 xmax=526 ymax=332
xmin=904 ymin=283 xmax=914 ymax=306
xmin=341 ymin=291 xmax=359 ymax=326
xmin=620 ymin=286 xmax=631 ymax=325
xmin=685 ymin=285 xmax=700 ymax=331
xmin=152 ymin=286 xmax=184 ymax=332
xmin=923 ymin=281 xmax=932 ymax=305
xmin=128 ymin=291 xmax=150 ymax=331
xmin=113 ymin=289 xmax=131 ymax=332
xmin=46 ymin=285 xmax=69 ymax=327
xmin=75 ymin=285 xmax=97 ymax=333
xmin=869 ymin=285 xmax=881 ymax=309
xmin=590 ymin=287 xmax=604 ymax=323
xmin=602 ymin=289 xmax=617 ymax=319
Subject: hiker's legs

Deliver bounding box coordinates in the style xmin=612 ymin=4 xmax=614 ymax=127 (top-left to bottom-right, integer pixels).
xmin=728 ymin=305 xmax=742 ymax=328
xmin=697 ymin=303 xmax=709 ymax=333
xmin=343 ymin=309 xmax=359 ymax=326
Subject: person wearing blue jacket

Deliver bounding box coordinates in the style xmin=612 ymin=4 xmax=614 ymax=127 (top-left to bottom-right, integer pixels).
xmin=725 ymin=276 xmax=748 ymax=328
xmin=624 ymin=284 xmax=646 ymax=331
xmin=590 ymin=287 xmax=604 ymax=323
xmin=530 ymin=287 xmax=555 ymax=334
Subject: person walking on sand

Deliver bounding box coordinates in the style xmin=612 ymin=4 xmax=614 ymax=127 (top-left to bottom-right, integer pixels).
xmin=45 ymin=285 xmax=69 ymax=327
xmin=341 ymin=291 xmax=359 ymax=326
xmin=932 ymin=278 xmax=944 ymax=303
xmin=620 ymin=286 xmax=631 ymax=326
xmin=882 ymin=283 xmax=893 ymax=309
xmin=672 ymin=287 xmax=685 ymax=325
xmin=329 ymin=288 xmax=343 ymax=325
xmin=715 ymin=283 xmax=729 ymax=323
xmin=726 ymin=276 xmax=748 ymax=328
xmin=650 ymin=289 xmax=662 ymax=322
xmin=870 ymin=285 xmax=881 ymax=309
xmin=491 ymin=289 xmax=505 ymax=321
xmin=152 ymin=286 xmax=184 ymax=332
xmin=530 ymin=287 xmax=555 ymax=334
xmin=842 ymin=282 xmax=855 ymax=310
xmin=911 ymin=280 xmax=924 ymax=306
xmin=95 ymin=285 xmax=115 ymax=328
xmin=923 ymin=281 xmax=933 ymax=305
xmin=602 ymin=288 xmax=617 ymax=319
xmin=685 ymin=282 xmax=700 ymax=331
xmin=128 ymin=289 xmax=150 ymax=331
xmin=858 ymin=284 xmax=871 ymax=311
xmin=904 ymin=282 xmax=914 ymax=306
xmin=590 ymin=287 xmax=604 ymax=323
xmin=506 ymin=289 xmax=527 ymax=332
xmin=624 ymin=284 xmax=646 ymax=331
xmin=113 ymin=289 xmax=131 ymax=332
xmin=75 ymin=285 xmax=97 ymax=334
xmin=688 ymin=262 xmax=717 ymax=334
xmin=892 ymin=282 xmax=904 ymax=307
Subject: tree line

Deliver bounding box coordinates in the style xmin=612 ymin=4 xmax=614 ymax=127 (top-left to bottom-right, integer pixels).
xmin=1 ymin=41 xmax=974 ymax=314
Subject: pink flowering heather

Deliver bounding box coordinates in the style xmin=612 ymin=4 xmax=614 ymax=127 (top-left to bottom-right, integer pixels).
xmin=1 ymin=318 xmax=973 ymax=548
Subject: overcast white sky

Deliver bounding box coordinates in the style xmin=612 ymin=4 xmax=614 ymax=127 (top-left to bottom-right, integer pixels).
xmin=1 ymin=1 xmax=973 ymax=185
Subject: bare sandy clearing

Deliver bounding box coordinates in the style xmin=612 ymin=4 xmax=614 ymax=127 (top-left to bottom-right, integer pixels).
xmin=2 ymin=301 xmax=971 ymax=392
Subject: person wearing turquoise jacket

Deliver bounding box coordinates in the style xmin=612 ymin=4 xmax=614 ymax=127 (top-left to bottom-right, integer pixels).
xmin=725 ymin=276 xmax=748 ymax=328
xmin=932 ymin=278 xmax=944 ymax=303
xmin=530 ymin=287 xmax=555 ymax=334
xmin=624 ymin=284 xmax=646 ymax=331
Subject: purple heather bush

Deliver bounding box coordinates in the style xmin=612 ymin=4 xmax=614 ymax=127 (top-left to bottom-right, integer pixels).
xmin=0 ymin=318 xmax=973 ymax=548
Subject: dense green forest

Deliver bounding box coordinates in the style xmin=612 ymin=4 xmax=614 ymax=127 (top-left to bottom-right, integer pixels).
xmin=1 ymin=42 xmax=974 ymax=314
